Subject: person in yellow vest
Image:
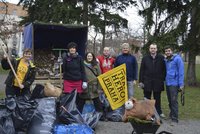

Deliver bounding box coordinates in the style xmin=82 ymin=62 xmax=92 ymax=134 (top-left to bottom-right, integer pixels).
xmin=1 ymin=48 xmax=36 ymax=98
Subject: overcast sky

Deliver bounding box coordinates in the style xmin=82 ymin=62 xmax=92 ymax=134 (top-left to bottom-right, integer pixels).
xmin=120 ymin=6 xmax=144 ymax=34
xmin=8 ymin=0 xmax=144 ymax=34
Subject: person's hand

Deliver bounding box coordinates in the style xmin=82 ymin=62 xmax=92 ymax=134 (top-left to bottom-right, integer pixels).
xmin=138 ymin=82 xmax=144 ymax=89
xmin=57 ymin=57 xmax=63 ymax=63
xmin=133 ymin=80 xmax=137 ymax=85
xmin=19 ymin=84 xmax=24 ymax=89
xmin=3 ymin=54 xmax=7 ymax=59
xmin=98 ymin=89 xmax=103 ymax=94
xmin=82 ymin=82 xmax=88 ymax=89
xmin=178 ymin=86 xmax=184 ymax=92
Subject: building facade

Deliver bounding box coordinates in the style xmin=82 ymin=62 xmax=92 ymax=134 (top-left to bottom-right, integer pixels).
xmin=0 ymin=2 xmax=27 ymax=57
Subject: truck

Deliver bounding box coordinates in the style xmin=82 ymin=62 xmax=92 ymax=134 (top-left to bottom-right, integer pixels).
xmin=22 ymin=22 xmax=88 ymax=87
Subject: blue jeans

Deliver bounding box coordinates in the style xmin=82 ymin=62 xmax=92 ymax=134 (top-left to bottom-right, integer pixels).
xmin=166 ymin=86 xmax=179 ymax=122
xmin=127 ymin=81 xmax=134 ymax=99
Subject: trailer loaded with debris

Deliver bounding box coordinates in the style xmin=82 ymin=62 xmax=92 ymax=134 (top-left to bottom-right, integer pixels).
xmin=22 ymin=22 xmax=88 ymax=87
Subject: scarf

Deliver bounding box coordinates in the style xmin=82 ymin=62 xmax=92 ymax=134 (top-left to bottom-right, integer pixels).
xmin=84 ymin=61 xmax=92 ymax=68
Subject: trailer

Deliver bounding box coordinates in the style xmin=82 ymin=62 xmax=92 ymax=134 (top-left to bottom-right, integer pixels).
xmin=22 ymin=22 xmax=88 ymax=87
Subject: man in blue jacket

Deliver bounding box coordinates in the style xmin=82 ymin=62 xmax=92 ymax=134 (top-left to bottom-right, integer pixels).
xmin=164 ymin=46 xmax=184 ymax=125
xmin=114 ymin=43 xmax=138 ymax=99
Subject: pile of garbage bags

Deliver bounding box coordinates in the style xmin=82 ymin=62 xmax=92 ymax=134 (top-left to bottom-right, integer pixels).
xmin=0 ymin=85 xmax=104 ymax=134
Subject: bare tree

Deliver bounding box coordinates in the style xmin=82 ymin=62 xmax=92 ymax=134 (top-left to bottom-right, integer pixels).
xmin=0 ymin=1 xmax=21 ymax=57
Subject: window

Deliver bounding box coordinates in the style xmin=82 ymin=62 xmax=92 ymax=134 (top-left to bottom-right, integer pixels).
xmin=0 ymin=6 xmax=6 ymax=11
xmin=12 ymin=9 xmax=17 ymax=15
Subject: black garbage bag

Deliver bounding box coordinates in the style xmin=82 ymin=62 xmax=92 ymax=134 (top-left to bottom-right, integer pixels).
xmin=0 ymin=98 xmax=6 ymax=108
xmin=106 ymin=106 xmax=125 ymax=122
xmin=0 ymin=99 xmax=15 ymax=134
xmin=58 ymin=90 xmax=86 ymax=124
xmin=27 ymin=97 xmax=57 ymax=134
xmin=5 ymin=97 xmax=16 ymax=111
xmin=15 ymin=131 xmax=26 ymax=134
xmin=82 ymin=111 xmax=102 ymax=128
xmin=99 ymin=92 xmax=110 ymax=108
xmin=30 ymin=84 xmax=45 ymax=99
xmin=11 ymin=96 xmax=38 ymax=131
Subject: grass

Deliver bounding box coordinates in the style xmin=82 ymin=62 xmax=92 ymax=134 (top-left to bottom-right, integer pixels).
xmin=0 ymin=64 xmax=200 ymax=120
xmin=0 ymin=65 xmax=9 ymax=74
xmin=134 ymin=64 xmax=200 ymax=120
xmin=134 ymin=85 xmax=200 ymax=120
xmin=0 ymin=90 xmax=5 ymax=98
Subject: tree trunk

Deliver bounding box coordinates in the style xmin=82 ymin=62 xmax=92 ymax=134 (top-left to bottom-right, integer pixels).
xmin=93 ymin=32 xmax=97 ymax=54
xmin=101 ymin=28 xmax=105 ymax=53
xmin=82 ymin=0 xmax=88 ymax=25
xmin=186 ymin=3 xmax=199 ymax=87
xmin=186 ymin=51 xmax=197 ymax=86
xmin=101 ymin=11 xmax=106 ymax=54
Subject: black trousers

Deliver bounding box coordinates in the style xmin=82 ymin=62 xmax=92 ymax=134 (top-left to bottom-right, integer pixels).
xmin=76 ymin=94 xmax=103 ymax=113
xmin=5 ymin=85 xmax=31 ymax=98
xmin=143 ymin=91 xmax=162 ymax=115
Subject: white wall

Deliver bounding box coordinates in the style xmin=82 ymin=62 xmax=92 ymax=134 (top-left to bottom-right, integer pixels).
xmin=196 ymin=56 xmax=200 ymax=64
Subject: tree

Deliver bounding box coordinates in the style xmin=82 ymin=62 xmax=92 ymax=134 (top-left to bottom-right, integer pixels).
xmin=138 ymin=0 xmax=200 ymax=86
xmin=19 ymin=0 xmax=82 ymax=24
xmin=19 ymin=0 xmax=136 ymax=53
xmin=184 ymin=0 xmax=200 ymax=86
xmin=0 ymin=1 xmax=21 ymax=57
xmin=86 ymin=0 xmax=136 ymax=53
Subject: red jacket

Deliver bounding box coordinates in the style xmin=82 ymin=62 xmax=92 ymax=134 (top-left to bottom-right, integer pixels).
xmin=97 ymin=55 xmax=115 ymax=73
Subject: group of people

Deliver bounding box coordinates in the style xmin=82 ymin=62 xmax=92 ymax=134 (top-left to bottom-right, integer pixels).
xmin=1 ymin=41 xmax=184 ymax=125
xmin=139 ymin=44 xmax=184 ymax=125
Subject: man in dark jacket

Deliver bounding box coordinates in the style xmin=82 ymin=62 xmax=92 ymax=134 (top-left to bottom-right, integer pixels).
xmin=114 ymin=43 xmax=138 ymax=99
xmin=139 ymin=44 xmax=166 ymax=118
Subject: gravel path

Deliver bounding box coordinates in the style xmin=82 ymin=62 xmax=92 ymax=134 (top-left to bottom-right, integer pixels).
xmin=95 ymin=119 xmax=200 ymax=134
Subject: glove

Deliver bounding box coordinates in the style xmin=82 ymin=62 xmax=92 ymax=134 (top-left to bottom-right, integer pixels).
xmin=178 ymin=86 xmax=184 ymax=92
xmin=57 ymin=57 xmax=63 ymax=64
xmin=82 ymin=82 xmax=88 ymax=89
xmin=133 ymin=80 xmax=137 ymax=85
xmin=3 ymin=54 xmax=7 ymax=59
xmin=138 ymin=82 xmax=144 ymax=89
xmin=19 ymin=84 xmax=24 ymax=89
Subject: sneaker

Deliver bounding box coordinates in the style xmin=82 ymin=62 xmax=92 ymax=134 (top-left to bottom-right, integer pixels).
xmin=160 ymin=113 xmax=166 ymax=118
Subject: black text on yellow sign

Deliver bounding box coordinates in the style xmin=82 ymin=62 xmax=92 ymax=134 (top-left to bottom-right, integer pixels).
xmin=98 ymin=64 xmax=128 ymax=110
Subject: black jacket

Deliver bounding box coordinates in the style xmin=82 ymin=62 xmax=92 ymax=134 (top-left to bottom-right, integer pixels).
xmin=62 ymin=54 xmax=87 ymax=82
xmin=139 ymin=54 xmax=166 ymax=92
xmin=1 ymin=58 xmax=36 ymax=89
